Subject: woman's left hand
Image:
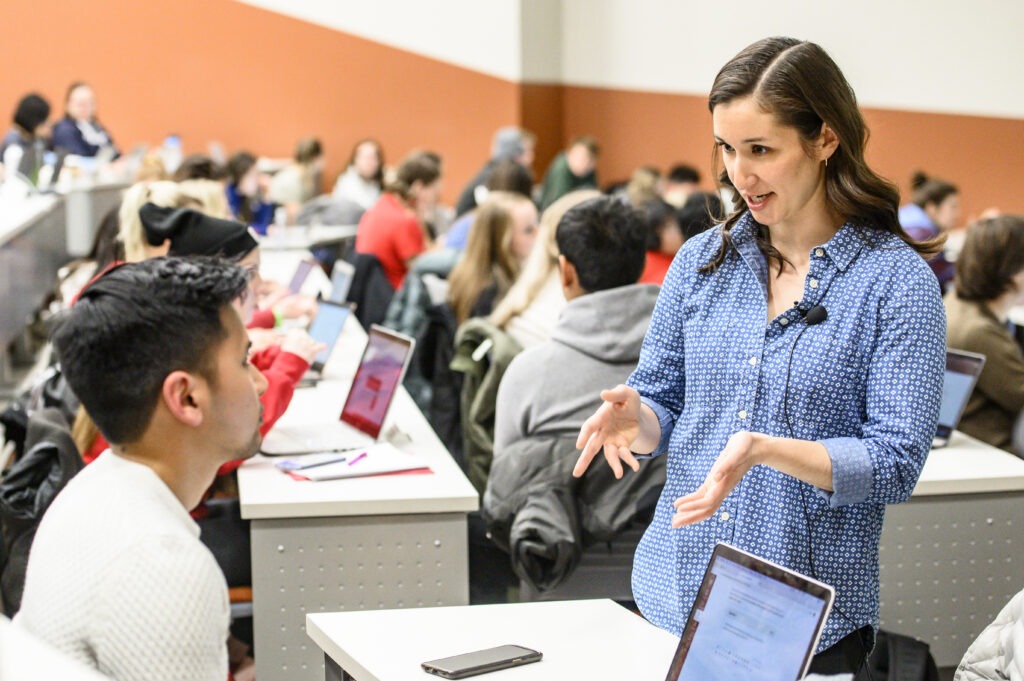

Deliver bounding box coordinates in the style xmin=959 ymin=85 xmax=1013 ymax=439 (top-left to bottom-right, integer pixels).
xmin=671 ymin=431 xmax=761 ymax=528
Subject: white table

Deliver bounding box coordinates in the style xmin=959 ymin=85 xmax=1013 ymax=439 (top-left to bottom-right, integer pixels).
xmin=879 ymin=430 xmax=1024 ymax=666
xmin=260 ymin=224 xmax=358 ymax=252
xmin=306 ymin=599 xmax=679 ymax=681
xmin=239 ymin=316 xmax=478 ymax=681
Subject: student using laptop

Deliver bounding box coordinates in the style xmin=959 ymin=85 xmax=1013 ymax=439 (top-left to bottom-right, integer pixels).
xmin=574 ymin=37 xmax=945 ymax=676
xmin=17 ymin=258 xmax=266 ymax=681
xmin=945 ymin=215 xmax=1024 ymax=453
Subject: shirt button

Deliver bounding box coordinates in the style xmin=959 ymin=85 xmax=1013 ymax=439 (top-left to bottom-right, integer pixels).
xmin=720 ymin=511 xmax=731 ymax=522
xmin=748 ymin=356 xmax=758 ymax=366
xmin=738 ymin=409 xmax=747 ymax=420
xmin=809 ymin=278 xmax=819 ymax=289
xmin=814 ymin=248 xmax=825 ymax=257
xmin=780 ymin=317 xmax=790 ymax=326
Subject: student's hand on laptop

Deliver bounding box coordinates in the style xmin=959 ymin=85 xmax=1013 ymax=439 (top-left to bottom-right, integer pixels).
xmin=280 ymin=329 xmax=326 ymax=363
xmin=670 ymin=431 xmax=758 ymax=528
xmin=274 ymin=294 xmax=318 ymax=321
xmin=573 ymin=385 xmax=643 ymax=480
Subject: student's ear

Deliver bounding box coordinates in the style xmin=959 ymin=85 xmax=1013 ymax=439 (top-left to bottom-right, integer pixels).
xmin=161 ymin=370 xmax=206 ymax=428
xmin=818 ymin=123 xmax=839 ymax=161
xmin=558 ymin=255 xmax=576 ymax=290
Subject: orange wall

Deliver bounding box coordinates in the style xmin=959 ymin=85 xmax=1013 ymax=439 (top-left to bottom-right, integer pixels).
xmin=0 ymin=0 xmax=519 ymax=203
xmin=1 ymin=0 xmax=1020 ymax=220
xmin=560 ymin=86 xmax=1024 ymax=221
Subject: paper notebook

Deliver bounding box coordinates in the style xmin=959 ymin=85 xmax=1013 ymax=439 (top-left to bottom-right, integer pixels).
xmin=274 ymin=443 xmax=431 ymax=481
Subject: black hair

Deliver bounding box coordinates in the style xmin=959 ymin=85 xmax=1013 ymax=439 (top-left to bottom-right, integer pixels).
xmin=13 ymin=93 xmax=50 ymax=134
xmin=226 ymin=151 xmax=257 ymax=186
xmin=667 ymin=164 xmax=701 ymax=185
xmin=172 ymin=154 xmax=227 ymax=182
xmin=52 ymin=257 xmax=249 ymax=445
xmin=678 ymin=192 xmax=724 ymax=240
xmin=641 ymin=199 xmax=677 ymax=251
xmin=556 ymin=196 xmax=647 ymax=292
xmin=485 ymin=158 xmax=534 ymax=198
xmin=910 ymin=171 xmax=958 ymax=209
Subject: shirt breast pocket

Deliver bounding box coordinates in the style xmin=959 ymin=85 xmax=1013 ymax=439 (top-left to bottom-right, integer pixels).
xmin=793 ymin=328 xmax=868 ymax=433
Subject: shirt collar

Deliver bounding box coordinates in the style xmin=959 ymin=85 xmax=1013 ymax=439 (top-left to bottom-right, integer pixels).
xmin=729 ymin=211 xmax=867 ymax=272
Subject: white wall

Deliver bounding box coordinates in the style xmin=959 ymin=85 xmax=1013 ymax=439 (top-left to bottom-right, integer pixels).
xmin=560 ymin=0 xmax=1024 ymax=119
xmin=236 ymin=0 xmax=524 ymax=80
xmin=237 ymin=0 xmax=1024 ymax=119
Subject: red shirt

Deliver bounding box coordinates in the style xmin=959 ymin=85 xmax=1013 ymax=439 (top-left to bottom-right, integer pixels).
xmin=355 ymin=193 xmax=425 ymax=289
xmin=639 ymin=250 xmax=674 ymax=286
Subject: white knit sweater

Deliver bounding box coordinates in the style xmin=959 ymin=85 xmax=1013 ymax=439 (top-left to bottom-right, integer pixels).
xmin=956 ymin=589 xmax=1024 ymax=681
xmin=14 ymin=451 xmax=229 ymax=681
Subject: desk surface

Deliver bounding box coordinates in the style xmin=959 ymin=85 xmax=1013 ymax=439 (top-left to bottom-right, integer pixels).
xmin=0 ymin=194 xmax=59 ymax=244
xmin=915 ymin=430 xmax=1024 ymax=495
xmin=306 ymin=599 xmax=679 ymax=681
xmin=260 ymin=224 xmax=357 ymax=251
xmin=238 ymin=315 xmax=478 ymax=520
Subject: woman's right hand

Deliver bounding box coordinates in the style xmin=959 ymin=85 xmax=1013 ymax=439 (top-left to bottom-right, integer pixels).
xmin=573 ymin=385 xmax=643 ymax=480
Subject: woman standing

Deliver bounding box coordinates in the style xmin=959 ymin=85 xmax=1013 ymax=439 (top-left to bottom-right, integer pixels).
xmin=574 ymin=37 xmax=945 ymax=675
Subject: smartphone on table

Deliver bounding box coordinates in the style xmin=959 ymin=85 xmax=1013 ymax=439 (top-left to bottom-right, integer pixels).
xmin=421 ymin=644 xmax=542 ymax=679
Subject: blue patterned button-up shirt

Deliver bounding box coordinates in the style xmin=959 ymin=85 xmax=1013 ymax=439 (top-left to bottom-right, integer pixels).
xmin=629 ymin=212 xmax=945 ymax=650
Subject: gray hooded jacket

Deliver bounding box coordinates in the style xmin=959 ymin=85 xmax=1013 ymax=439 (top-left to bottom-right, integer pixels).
xmin=494 ymin=283 xmax=660 ymax=450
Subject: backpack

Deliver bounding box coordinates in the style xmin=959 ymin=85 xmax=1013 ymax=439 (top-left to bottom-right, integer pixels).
xmin=866 ymin=630 xmax=940 ymax=681
xmin=0 ymin=408 xmax=83 ymax=615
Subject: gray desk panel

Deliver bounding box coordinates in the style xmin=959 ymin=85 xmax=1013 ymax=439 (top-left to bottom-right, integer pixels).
xmin=251 ymin=512 xmax=468 ymax=681
xmin=879 ymin=491 xmax=1023 ymax=667
xmin=0 ymin=201 xmax=68 ymax=350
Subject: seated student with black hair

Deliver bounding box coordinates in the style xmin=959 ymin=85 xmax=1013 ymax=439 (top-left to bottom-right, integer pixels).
xmin=494 ymin=195 xmax=659 ymax=452
xmin=16 ymin=257 xmax=267 ymax=681
xmin=486 ymin=196 xmax=664 ymax=592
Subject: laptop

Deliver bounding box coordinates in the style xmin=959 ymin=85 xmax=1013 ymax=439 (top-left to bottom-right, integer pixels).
xmin=665 ymin=543 xmax=834 ymax=681
xmin=305 ymin=300 xmax=354 ymax=375
xmin=287 ymin=258 xmax=318 ymax=295
xmin=933 ymin=349 xmax=986 ymax=448
xmin=327 ymin=259 xmax=355 ymax=303
xmin=261 ymin=325 xmax=415 ymax=455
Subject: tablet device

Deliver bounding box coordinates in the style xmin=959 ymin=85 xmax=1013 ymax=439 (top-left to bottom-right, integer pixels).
xmin=306 ymin=300 xmax=353 ymax=373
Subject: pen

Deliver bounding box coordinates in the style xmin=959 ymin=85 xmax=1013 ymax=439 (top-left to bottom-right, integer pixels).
xmin=347 ymin=451 xmax=368 ymax=466
xmin=294 ymin=455 xmax=347 ymax=470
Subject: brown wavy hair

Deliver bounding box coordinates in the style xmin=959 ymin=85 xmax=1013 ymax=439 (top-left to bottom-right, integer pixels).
xmin=702 ymin=37 xmax=942 ymax=275
xmin=447 ymin=192 xmax=528 ymax=324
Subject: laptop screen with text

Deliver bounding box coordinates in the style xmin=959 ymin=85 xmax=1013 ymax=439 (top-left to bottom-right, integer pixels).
xmin=666 ymin=544 xmax=833 ymax=681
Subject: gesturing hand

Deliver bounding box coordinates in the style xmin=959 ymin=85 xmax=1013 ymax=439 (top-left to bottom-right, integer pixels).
xmin=573 ymin=385 xmax=643 ymax=480
xmin=671 ymin=431 xmax=759 ymax=528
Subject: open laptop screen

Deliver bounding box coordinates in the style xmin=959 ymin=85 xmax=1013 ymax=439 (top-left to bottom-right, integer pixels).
xmin=288 ymin=259 xmax=317 ymax=295
xmin=339 ymin=326 xmax=414 ymax=439
xmin=666 ymin=543 xmax=834 ymax=681
xmin=936 ymin=349 xmax=986 ymax=440
xmin=328 ymin=260 xmax=355 ymax=303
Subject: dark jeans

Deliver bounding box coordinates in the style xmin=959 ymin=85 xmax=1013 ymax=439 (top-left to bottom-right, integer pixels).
xmin=810 ymin=626 xmax=875 ymax=679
